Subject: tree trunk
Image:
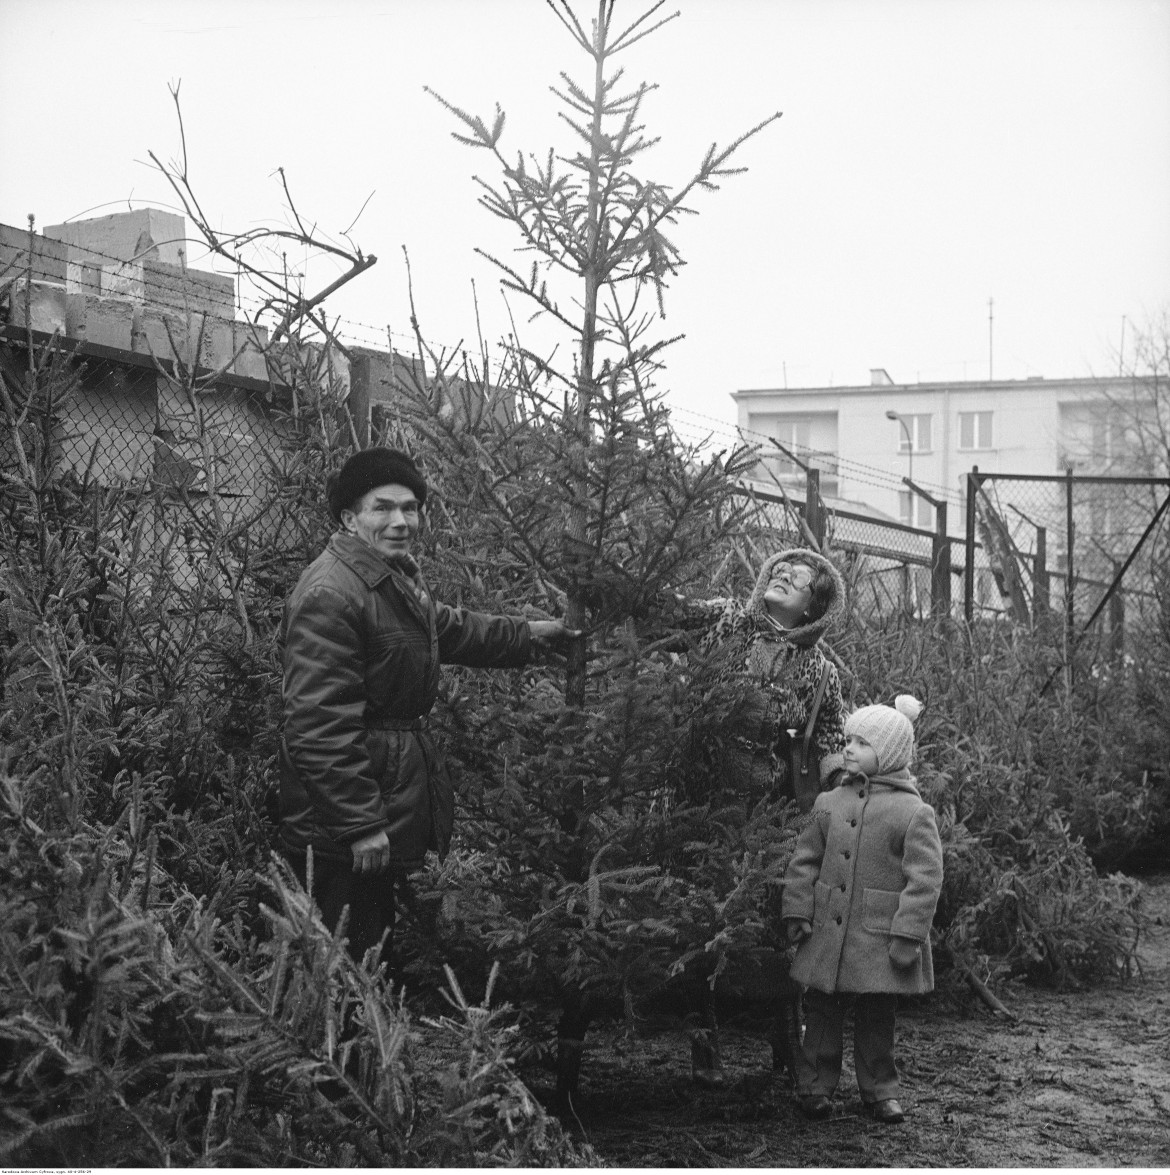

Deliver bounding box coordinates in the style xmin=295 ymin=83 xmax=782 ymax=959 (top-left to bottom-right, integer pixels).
xmin=562 ymin=2 xmax=609 ymax=710
xmin=555 ymin=988 xmax=593 ymax=1104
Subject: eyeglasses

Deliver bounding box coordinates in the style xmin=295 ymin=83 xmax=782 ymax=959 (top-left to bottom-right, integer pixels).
xmin=771 ymin=561 xmax=814 ymax=590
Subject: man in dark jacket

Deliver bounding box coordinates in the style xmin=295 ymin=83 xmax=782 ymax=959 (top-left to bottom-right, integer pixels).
xmin=279 ymin=447 xmax=571 ymax=966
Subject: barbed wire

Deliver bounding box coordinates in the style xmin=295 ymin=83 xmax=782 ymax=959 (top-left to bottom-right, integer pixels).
xmin=3 ymin=237 xmax=1147 ymax=534
xmin=0 ymin=251 xmax=967 ymax=507
xmin=2 ymin=242 xmax=470 ymax=359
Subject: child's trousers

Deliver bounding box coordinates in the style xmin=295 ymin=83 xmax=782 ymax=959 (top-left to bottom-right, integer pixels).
xmin=794 ymin=989 xmax=900 ymax=1103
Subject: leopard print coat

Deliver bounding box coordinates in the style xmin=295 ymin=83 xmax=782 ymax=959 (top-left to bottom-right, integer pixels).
xmin=692 ymin=548 xmax=846 ymax=798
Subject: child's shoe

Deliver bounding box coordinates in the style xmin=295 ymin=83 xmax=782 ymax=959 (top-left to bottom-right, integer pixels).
xmin=798 ymin=1094 xmax=833 ymax=1120
xmin=863 ymin=1097 xmax=905 ymax=1124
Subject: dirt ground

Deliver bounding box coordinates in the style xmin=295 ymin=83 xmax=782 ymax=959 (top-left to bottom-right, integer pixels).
xmin=519 ymin=874 xmax=1170 ymax=1168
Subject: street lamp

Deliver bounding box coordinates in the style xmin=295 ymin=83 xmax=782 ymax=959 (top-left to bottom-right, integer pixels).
xmin=886 ymin=409 xmax=913 ymax=519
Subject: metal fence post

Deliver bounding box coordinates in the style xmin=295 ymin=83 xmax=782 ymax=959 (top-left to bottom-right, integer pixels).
xmin=348 ymin=352 xmax=372 ymax=447
xmin=805 ymin=466 xmax=826 ymax=549
xmin=931 ymin=500 xmax=951 ymax=618
xmin=1033 ymin=525 xmax=1049 ymax=623
xmin=1065 ymin=469 xmax=1075 ymax=688
xmin=1109 ymin=558 xmax=1125 ymax=658
xmin=964 ymin=467 xmax=979 ymax=622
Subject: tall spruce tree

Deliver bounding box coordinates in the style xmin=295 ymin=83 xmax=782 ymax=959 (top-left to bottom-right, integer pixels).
xmin=391 ymin=0 xmax=795 ymax=1101
xmin=422 ymin=0 xmax=779 ymax=706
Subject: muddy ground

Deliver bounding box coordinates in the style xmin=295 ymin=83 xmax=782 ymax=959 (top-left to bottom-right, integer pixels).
xmin=516 ymin=874 xmax=1170 ymax=1167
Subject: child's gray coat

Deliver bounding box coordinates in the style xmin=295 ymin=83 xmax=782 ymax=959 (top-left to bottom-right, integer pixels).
xmin=782 ymin=769 xmax=944 ymax=995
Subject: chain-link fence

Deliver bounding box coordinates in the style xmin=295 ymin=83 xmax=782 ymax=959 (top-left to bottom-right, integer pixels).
xmin=965 ymin=470 xmax=1170 ymax=664
xmin=0 ymin=321 xmax=356 ymax=502
xmin=742 ymin=474 xmax=985 ymax=622
xmin=0 ymin=320 xmax=368 ymax=610
xmin=741 ymin=464 xmax=1170 ymax=665
xmin=6 ymin=314 xmax=1169 ymax=669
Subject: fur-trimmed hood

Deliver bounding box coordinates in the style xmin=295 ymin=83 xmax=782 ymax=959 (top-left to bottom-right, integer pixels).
xmin=743 ymin=547 xmax=846 ymax=649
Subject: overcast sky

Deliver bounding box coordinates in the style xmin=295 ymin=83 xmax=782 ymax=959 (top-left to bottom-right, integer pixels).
xmin=2 ymin=0 xmax=1168 ymax=445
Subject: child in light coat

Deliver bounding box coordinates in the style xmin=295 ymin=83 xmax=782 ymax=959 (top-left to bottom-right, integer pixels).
xmin=781 ymin=694 xmax=943 ymax=1124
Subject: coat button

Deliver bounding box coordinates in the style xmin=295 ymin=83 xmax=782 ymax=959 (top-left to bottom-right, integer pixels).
xmin=858 ymin=791 xmax=865 ymax=798
xmin=836 ymin=916 xmax=842 ymax=925
xmin=844 ymin=850 xmax=851 ymax=859
xmin=851 ymin=819 xmax=857 ymax=827
xmin=840 ymin=884 xmax=847 ymax=892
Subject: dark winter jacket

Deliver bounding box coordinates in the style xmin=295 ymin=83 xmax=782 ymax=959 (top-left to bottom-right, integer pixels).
xmin=279 ymin=532 xmax=531 ymax=865
xmin=695 ymin=548 xmax=847 ymax=793
xmin=783 ymin=768 xmax=944 ymax=995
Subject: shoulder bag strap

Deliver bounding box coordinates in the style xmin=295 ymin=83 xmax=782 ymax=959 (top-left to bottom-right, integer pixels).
xmin=799 ymin=662 xmax=832 ymax=772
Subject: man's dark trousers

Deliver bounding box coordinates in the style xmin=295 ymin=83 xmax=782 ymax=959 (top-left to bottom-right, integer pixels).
xmin=289 ymin=852 xmax=396 ymax=970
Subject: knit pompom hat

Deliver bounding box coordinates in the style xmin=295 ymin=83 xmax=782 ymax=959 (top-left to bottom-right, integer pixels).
xmin=327 ymin=447 xmax=427 ymax=522
xmin=845 ymin=694 xmax=924 ymax=773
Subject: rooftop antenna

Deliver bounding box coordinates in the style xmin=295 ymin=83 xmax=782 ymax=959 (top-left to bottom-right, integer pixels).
xmin=1119 ymin=315 xmax=1127 ymax=375
xmin=988 ymin=296 xmax=994 ymax=380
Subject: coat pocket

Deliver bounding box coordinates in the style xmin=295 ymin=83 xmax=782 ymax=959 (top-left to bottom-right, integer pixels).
xmin=861 ymin=887 xmax=900 ymax=933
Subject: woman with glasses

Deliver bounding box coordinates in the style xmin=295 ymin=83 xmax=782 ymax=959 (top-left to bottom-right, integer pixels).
xmin=680 ymin=545 xmax=849 ymax=1089
xmin=695 ymin=545 xmax=848 ymax=803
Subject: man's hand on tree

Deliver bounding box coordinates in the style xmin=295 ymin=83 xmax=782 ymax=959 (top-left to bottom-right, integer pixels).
xmin=528 ymin=619 xmax=583 ymax=647
xmin=350 ymin=829 xmax=391 ymax=874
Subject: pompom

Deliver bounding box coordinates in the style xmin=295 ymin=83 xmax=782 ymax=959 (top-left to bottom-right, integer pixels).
xmin=894 ymin=694 xmax=923 ymax=723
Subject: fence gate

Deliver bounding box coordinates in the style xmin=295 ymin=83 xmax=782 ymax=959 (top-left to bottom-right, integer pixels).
xmin=963 ymin=468 xmax=1170 ymax=677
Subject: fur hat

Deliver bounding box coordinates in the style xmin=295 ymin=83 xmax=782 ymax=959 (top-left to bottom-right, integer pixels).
xmin=327 ymin=448 xmax=427 ymax=522
xmin=845 ymin=694 xmax=924 ymax=773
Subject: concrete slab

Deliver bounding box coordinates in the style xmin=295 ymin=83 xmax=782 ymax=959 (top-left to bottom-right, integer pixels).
xmin=44 ymin=209 xmax=187 ymax=267
xmin=232 ymin=321 xmax=270 ymax=380
xmin=132 ymin=306 xmax=187 ymax=364
xmin=8 ymin=278 xmax=68 ymax=335
xmin=66 ymin=260 xmax=102 ymax=297
xmin=100 ymin=262 xmax=145 ymax=302
xmin=144 ymin=260 xmax=236 ymax=317
xmin=187 ymin=311 xmax=236 ymax=373
xmin=66 ymin=293 xmax=135 ymax=349
xmin=0 ymin=223 xmax=69 ymax=285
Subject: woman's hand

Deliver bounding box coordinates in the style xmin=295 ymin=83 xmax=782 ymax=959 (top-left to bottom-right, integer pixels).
xmin=528 ymin=619 xmax=583 ymax=647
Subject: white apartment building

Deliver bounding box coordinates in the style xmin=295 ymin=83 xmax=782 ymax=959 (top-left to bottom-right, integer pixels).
xmin=732 ymin=368 xmax=1140 ymax=533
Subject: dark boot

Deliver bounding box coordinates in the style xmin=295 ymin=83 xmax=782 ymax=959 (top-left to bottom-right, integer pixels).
xmin=798 ymin=1093 xmax=833 ymax=1120
xmin=687 ymin=974 xmax=725 ymax=1088
xmin=863 ymin=1097 xmax=905 ymax=1124
xmin=689 ymin=1025 xmax=726 ymax=1088
xmin=768 ymin=987 xmax=804 ymax=1082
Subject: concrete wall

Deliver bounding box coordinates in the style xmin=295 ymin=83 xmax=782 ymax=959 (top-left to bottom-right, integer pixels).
xmin=5 ymin=212 xmax=255 ymax=368
xmin=8 ymin=278 xmax=69 ymax=335
xmin=0 ymin=222 xmax=68 ymax=285
xmin=4 ymin=208 xmax=504 ymax=498
xmin=43 ymin=209 xmax=187 ymax=268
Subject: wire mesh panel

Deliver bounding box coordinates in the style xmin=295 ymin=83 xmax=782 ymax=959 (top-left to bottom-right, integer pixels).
xmin=970 ymin=471 xmax=1170 ymax=659
xmin=741 ymin=482 xmax=986 ymax=621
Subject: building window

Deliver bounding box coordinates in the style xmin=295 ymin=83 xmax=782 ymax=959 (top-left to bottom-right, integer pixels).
xmin=958 ymin=410 xmax=993 ymax=450
xmin=767 ymin=418 xmax=812 ymax=475
xmin=895 ymin=413 xmax=932 ymax=453
xmin=1057 ymin=402 xmax=1130 ymax=472
xmin=898 ymin=491 xmax=934 ymax=528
